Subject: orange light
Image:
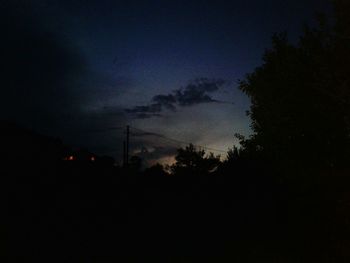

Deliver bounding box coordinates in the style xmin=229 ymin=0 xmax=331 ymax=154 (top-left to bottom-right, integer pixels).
xmin=90 ymin=156 xmax=95 ymax=161
xmin=68 ymin=156 xmax=74 ymax=161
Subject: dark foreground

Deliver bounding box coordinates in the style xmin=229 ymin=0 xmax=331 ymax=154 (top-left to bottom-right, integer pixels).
xmin=2 ymin=159 xmax=350 ymax=263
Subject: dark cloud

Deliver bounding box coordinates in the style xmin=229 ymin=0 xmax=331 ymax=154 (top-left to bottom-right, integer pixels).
xmin=126 ymin=128 xmax=179 ymax=165
xmin=0 ymin=2 xmax=127 ymax=158
xmin=125 ymin=103 xmax=163 ymax=119
xmin=125 ymin=78 xmax=227 ymax=119
xmin=130 ymin=130 xmax=165 ymax=137
xmin=135 ymin=145 xmax=178 ymax=166
xmin=134 ymin=113 xmax=162 ymax=119
xmin=175 ymin=89 xmax=215 ymax=106
xmin=152 ymin=94 xmax=177 ymax=111
xmin=0 ymin=2 xmax=85 ymax=129
xmin=125 ymin=94 xmax=177 ymax=119
xmin=126 ymin=104 xmax=162 ymax=114
xmin=176 ymin=78 xmax=225 ymax=106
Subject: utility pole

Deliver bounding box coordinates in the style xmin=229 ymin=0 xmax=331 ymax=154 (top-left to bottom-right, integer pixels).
xmin=123 ymin=140 xmax=126 ymax=167
xmin=126 ymin=125 xmax=130 ymax=167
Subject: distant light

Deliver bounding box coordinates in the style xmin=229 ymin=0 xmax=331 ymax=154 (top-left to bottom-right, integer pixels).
xmin=90 ymin=156 xmax=95 ymax=161
xmin=68 ymin=155 xmax=74 ymax=161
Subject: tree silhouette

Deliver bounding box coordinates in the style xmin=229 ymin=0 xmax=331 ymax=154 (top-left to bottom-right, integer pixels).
xmin=170 ymin=144 xmax=221 ymax=176
xmin=226 ymin=146 xmax=240 ymax=162
xmin=144 ymin=163 xmax=168 ymax=176
xmin=129 ymin=155 xmax=143 ymax=172
xmin=238 ymin=3 xmax=350 ymax=172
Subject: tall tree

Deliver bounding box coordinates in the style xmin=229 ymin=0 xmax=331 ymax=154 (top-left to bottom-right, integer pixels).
xmin=171 ymin=144 xmax=221 ymax=176
xmin=239 ymin=2 xmax=350 ymax=172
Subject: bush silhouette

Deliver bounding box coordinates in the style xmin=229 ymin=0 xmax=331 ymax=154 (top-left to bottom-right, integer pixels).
xmin=170 ymin=144 xmax=221 ymax=176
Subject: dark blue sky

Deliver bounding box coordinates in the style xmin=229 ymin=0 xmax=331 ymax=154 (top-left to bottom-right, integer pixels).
xmin=1 ymin=0 xmax=331 ymax=164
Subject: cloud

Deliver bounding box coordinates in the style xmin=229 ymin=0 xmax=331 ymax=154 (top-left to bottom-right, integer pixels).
xmin=125 ymin=94 xmax=177 ymax=119
xmin=125 ymin=78 xmax=227 ymax=119
xmin=152 ymin=94 xmax=177 ymax=111
xmin=125 ymin=103 xmax=163 ymax=119
xmin=130 ymin=130 xmax=165 ymax=138
xmin=176 ymin=78 xmax=225 ymax=106
xmin=126 ymin=128 xmax=179 ymax=165
xmin=0 ymin=2 xmax=128 ymax=159
xmin=134 ymin=145 xmax=178 ymax=166
xmin=126 ymin=104 xmax=162 ymax=114
xmin=0 ymin=3 xmax=85 ymax=127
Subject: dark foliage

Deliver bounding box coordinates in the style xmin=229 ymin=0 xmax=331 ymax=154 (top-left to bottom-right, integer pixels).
xmin=170 ymin=144 xmax=221 ymax=176
xmin=1 ymin=123 xmax=280 ymax=262
xmin=238 ymin=1 xmax=350 ymax=174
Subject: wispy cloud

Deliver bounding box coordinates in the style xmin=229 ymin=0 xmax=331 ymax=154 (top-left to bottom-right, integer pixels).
xmin=152 ymin=94 xmax=177 ymax=111
xmin=125 ymin=78 xmax=228 ymax=119
xmin=124 ymin=103 xmax=162 ymax=119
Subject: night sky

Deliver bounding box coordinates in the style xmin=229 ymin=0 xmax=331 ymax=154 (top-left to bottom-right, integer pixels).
xmin=1 ymin=0 xmax=330 ymax=165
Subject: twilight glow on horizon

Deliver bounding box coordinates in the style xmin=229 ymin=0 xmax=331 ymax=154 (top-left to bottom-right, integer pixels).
xmin=1 ymin=0 xmax=329 ymax=164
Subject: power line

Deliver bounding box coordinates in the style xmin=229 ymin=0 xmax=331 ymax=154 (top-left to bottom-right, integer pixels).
xmin=129 ymin=126 xmax=227 ymax=154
